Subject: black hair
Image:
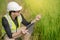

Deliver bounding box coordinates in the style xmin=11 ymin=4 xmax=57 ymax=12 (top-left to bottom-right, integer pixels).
xmin=9 ymin=11 xmax=12 ymax=15
xmin=9 ymin=11 xmax=15 ymax=15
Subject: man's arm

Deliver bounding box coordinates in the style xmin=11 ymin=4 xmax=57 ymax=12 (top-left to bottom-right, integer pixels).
xmin=2 ymin=17 xmax=12 ymax=38
xmin=21 ymin=14 xmax=32 ymax=26
xmin=21 ymin=14 xmax=36 ymax=29
xmin=21 ymin=14 xmax=41 ymax=29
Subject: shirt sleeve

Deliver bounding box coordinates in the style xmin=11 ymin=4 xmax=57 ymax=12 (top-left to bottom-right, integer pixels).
xmin=21 ymin=14 xmax=31 ymax=26
xmin=2 ymin=17 xmax=12 ymax=38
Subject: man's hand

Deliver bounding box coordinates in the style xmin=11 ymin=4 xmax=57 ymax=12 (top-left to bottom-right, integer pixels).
xmin=21 ymin=28 xmax=28 ymax=35
xmin=12 ymin=27 xmax=28 ymax=38
xmin=35 ymin=14 xmax=41 ymax=21
xmin=18 ymin=27 xmax=28 ymax=35
xmin=31 ymin=14 xmax=41 ymax=23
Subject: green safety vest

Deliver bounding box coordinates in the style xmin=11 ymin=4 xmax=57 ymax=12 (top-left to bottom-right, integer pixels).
xmin=1 ymin=14 xmax=22 ymax=37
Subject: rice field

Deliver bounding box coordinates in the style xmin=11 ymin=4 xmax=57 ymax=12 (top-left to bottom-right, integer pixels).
xmin=0 ymin=0 xmax=60 ymax=40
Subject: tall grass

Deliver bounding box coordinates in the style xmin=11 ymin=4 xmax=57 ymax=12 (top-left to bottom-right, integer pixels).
xmin=0 ymin=0 xmax=60 ymax=40
xmin=22 ymin=0 xmax=60 ymax=40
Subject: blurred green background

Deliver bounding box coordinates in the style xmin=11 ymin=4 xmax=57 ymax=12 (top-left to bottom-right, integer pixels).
xmin=0 ymin=0 xmax=60 ymax=40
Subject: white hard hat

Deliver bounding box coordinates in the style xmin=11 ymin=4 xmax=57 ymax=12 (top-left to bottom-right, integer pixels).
xmin=7 ymin=1 xmax=22 ymax=12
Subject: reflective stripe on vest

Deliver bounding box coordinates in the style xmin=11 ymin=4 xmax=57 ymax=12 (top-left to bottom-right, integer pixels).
xmin=2 ymin=14 xmax=22 ymax=36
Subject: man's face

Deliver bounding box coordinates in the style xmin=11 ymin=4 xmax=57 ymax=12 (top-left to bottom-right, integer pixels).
xmin=12 ymin=11 xmax=20 ymax=16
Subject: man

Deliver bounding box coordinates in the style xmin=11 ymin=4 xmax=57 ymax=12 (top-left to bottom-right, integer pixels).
xmin=1 ymin=1 xmax=41 ymax=40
